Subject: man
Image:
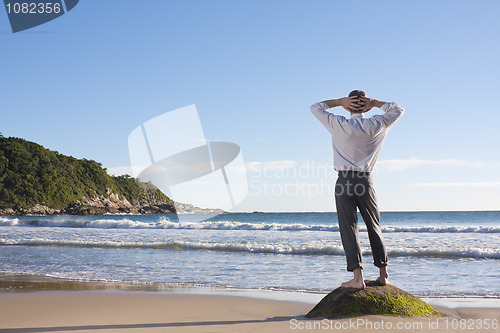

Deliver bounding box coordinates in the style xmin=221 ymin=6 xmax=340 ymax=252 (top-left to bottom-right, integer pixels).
xmin=310 ymin=90 xmax=404 ymax=289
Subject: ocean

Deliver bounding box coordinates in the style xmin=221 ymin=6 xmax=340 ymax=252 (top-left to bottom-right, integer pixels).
xmin=0 ymin=211 xmax=499 ymax=298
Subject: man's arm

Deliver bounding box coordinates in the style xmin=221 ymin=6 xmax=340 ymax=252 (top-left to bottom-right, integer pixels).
xmin=358 ymin=96 xmax=386 ymax=113
xmin=380 ymin=102 xmax=404 ymax=123
xmin=310 ymin=96 xmax=358 ymax=134
xmin=310 ymin=102 xmax=338 ymax=135
xmin=359 ymin=96 xmax=404 ymax=123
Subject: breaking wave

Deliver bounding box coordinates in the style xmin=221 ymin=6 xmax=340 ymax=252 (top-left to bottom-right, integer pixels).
xmin=1 ymin=238 xmax=498 ymax=259
xmin=1 ymin=217 xmax=498 ymax=233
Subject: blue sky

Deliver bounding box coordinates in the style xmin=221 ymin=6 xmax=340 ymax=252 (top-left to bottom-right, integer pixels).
xmin=1 ymin=0 xmax=499 ymax=211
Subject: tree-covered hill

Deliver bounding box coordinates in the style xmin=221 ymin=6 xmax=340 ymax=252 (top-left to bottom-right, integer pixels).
xmin=0 ymin=135 xmax=175 ymax=215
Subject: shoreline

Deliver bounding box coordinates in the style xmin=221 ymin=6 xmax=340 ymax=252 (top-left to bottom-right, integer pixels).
xmin=1 ymin=274 xmax=499 ymax=332
xmin=2 ymin=272 xmax=500 ymax=307
xmin=0 ymin=203 xmax=226 ymax=217
xmin=0 ymin=272 xmax=327 ymax=304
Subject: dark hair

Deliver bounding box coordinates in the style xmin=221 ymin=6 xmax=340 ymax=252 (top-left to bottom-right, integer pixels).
xmin=348 ymin=90 xmax=366 ymax=98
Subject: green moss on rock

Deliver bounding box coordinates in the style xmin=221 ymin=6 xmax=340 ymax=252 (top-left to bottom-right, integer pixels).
xmin=306 ymin=280 xmax=444 ymax=318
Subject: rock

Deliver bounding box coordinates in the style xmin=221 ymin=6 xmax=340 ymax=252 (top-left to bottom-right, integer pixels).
xmin=174 ymin=202 xmax=226 ymax=214
xmin=27 ymin=204 xmax=58 ymax=215
xmin=0 ymin=208 xmax=16 ymax=215
xmin=306 ymin=280 xmax=444 ymax=318
xmin=0 ymin=188 xmax=220 ymax=216
xmin=62 ymin=204 xmax=114 ymax=215
xmin=0 ymin=205 xmax=59 ymax=216
xmin=138 ymin=204 xmax=176 ymax=214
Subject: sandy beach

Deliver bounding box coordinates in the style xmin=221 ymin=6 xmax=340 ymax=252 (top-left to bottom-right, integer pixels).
xmin=0 ymin=289 xmax=499 ymax=333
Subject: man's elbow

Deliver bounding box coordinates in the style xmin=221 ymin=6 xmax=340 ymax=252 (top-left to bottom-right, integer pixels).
xmin=310 ymin=102 xmax=327 ymax=114
xmin=389 ymin=104 xmax=405 ymax=118
xmin=396 ymin=107 xmax=405 ymax=117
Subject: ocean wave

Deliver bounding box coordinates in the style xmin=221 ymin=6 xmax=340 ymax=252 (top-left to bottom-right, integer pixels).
xmin=0 ymin=217 xmax=20 ymax=226
xmin=1 ymin=216 xmax=499 ymax=233
xmin=1 ymin=238 xmax=498 ymax=259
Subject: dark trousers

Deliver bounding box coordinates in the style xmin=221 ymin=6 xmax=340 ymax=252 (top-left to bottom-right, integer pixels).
xmin=334 ymin=171 xmax=388 ymax=272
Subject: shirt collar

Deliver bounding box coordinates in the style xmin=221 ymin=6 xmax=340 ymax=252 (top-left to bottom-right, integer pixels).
xmin=350 ymin=113 xmax=365 ymax=119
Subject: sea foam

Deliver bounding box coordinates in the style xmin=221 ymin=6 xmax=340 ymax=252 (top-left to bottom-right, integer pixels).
xmin=1 ymin=238 xmax=498 ymax=259
xmin=1 ymin=217 xmax=499 ymax=233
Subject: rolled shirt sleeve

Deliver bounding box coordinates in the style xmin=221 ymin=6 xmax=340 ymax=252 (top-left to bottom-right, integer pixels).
xmin=379 ymin=102 xmax=405 ymax=126
xmin=310 ymin=102 xmax=342 ymax=135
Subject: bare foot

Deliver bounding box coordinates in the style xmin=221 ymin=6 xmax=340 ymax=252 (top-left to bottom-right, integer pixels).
xmin=376 ymin=275 xmax=388 ymax=286
xmin=341 ymin=278 xmax=366 ymax=289
xmin=377 ymin=266 xmax=389 ymax=286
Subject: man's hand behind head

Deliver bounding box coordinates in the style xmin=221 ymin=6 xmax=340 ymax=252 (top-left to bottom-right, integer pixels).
xmin=358 ymin=96 xmax=386 ymax=112
xmin=358 ymin=96 xmax=376 ymax=113
xmin=347 ymin=90 xmax=368 ymax=113
xmin=340 ymin=96 xmax=363 ymax=113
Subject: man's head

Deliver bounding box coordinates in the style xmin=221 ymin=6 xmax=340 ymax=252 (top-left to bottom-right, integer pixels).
xmin=348 ymin=90 xmax=366 ymax=98
xmin=348 ymin=90 xmax=366 ymax=114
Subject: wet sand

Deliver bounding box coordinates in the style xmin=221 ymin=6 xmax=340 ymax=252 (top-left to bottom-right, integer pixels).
xmin=0 ymin=275 xmax=498 ymax=333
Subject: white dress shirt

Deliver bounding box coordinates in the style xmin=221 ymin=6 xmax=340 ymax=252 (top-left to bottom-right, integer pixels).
xmin=310 ymin=101 xmax=404 ymax=172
